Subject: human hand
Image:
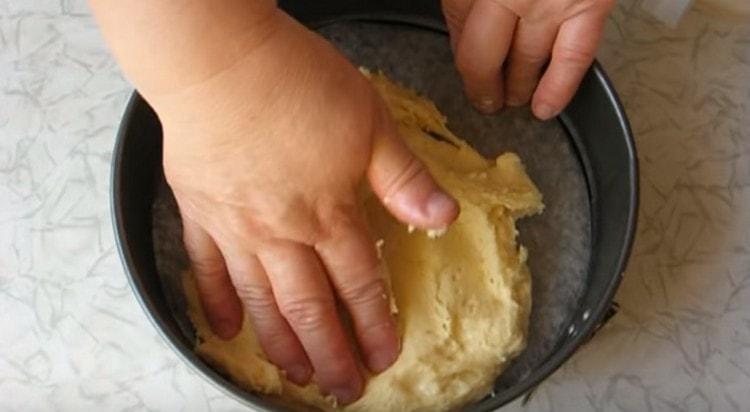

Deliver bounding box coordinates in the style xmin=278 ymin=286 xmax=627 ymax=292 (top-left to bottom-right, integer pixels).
xmin=442 ymin=0 xmax=615 ymax=118
xmin=151 ymin=11 xmax=458 ymax=403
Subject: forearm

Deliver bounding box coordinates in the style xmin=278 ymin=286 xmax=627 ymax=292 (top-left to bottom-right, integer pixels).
xmin=89 ymin=0 xmax=279 ymax=97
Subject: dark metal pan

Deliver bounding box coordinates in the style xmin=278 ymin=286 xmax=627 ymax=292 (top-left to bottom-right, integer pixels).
xmin=111 ymin=1 xmax=638 ymax=410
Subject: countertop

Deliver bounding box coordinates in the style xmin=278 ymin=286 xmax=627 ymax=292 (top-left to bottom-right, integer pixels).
xmin=1 ymin=0 xmax=748 ymax=410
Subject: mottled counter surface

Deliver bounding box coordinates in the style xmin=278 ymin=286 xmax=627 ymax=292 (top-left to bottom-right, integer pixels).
xmin=1 ymin=1 xmax=748 ymax=410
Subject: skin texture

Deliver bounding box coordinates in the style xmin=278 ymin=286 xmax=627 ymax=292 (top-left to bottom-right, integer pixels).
xmin=89 ymin=0 xmax=458 ymax=404
xmin=163 ymin=16 xmax=463 ymax=404
xmin=89 ymin=0 xmax=613 ymax=404
xmin=442 ymin=0 xmax=615 ymax=118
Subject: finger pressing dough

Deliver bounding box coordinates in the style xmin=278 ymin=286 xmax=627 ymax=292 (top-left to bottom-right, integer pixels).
xmin=183 ymin=71 xmax=544 ymax=412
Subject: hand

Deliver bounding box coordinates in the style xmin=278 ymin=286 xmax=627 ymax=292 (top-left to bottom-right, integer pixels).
xmin=151 ymin=12 xmax=458 ymax=403
xmin=442 ymin=0 xmax=615 ymax=119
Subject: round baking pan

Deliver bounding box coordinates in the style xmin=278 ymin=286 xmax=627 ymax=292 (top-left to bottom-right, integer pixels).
xmin=111 ymin=1 xmax=638 ymax=410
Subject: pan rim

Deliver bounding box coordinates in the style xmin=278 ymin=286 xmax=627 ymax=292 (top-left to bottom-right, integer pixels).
xmin=111 ymin=15 xmax=638 ymax=412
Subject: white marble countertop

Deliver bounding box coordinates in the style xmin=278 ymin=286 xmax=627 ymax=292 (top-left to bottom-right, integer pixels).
xmin=2 ymin=0 xmax=748 ymax=410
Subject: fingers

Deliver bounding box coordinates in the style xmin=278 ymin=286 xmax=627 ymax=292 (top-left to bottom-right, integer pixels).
xmin=531 ymin=9 xmax=609 ymax=120
xmin=441 ymin=0 xmax=476 ymax=53
xmin=182 ymin=215 xmax=243 ymax=339
xmin=454 ymin=0 xmax=517 ymax=113
xmin=258 ymin=241 xmax=363 ymax=405
xmin=504 ymin=19 xmax=558 ymax=107
xmin=368 ymin=109 xmax=459 ymax=230
xmin=315 ymin=205 xmax=399 ymax=373
xmin=221 ymin=251 xmax=313 ymax=385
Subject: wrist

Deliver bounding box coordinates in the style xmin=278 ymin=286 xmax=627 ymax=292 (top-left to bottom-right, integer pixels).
xmin=92 ymin=0 xmax=282 ymax=97
xmin=152 ymin=12 xmax=325 ymax=132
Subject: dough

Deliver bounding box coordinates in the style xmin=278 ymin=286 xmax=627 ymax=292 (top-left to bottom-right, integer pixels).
xmin=183 ymin=71 xmax=544 ymax=411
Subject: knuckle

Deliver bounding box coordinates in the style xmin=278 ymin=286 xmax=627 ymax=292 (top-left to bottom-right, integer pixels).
xmin=555 ymin=45 xmax=595 ymax=68
xmin=234 ymin=281 xmax=276 ymax=313
xmin=266 ymin=196 xmax=321 ymax=245
xmin=338 ymin=278 xmax=387 ymax=308
xmin=185 ymin=248 xmax=225 ymax=277
xmin=278 ymin=296 xmax=334 ymax=332
xmin=315 ymin=201 xmax=358 ymax=241
xmin=227 ymin=207 xmax=282 ymax=243
xmin=383 ymin=156 xmax=429 ymax=202
xmin=188 ymin=254 xmax=224 ymax=275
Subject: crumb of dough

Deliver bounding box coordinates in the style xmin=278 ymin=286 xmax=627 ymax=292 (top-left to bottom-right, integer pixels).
xmin=426 ymin=226 xmax=448 ymax=239
xmin=375 ymin=238 xmax=385 ymax=259
xmin=183 ymin=70 xmax=543 ymax=412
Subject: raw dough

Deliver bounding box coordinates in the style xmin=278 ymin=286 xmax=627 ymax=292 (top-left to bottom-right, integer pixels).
xmin=183 ymin=72 xmax=543 ymax=411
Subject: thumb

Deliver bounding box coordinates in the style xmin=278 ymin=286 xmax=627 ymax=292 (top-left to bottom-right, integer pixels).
xmin=367 ymin=110 xmax=459 ymax=230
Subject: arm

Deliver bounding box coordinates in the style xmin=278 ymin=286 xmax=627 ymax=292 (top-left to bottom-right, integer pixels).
xmin=88 ymin=0 xmax=279 ymax=96
xmin=90 ymin=0 xmax=458 ymax=404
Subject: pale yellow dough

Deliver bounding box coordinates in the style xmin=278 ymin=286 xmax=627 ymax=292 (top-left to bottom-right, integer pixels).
xmin=183 ymin=72 xmax=544 ymax=412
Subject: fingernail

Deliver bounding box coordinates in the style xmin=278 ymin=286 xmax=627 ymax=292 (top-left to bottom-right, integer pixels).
xmin=285 ymin=364 xmax=312 ymax=385
xmin=368 ymin=346 xmax=399 ymax=373
xmin=473 ymin=97 xmax=499 ymax=114
xmin=534 ymin=102 xmax=557 ymax=120
xmin=329 ymin=385 xmax=360 ymax=405
xmin=426 ymin=191 xmax=458 ymax=221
